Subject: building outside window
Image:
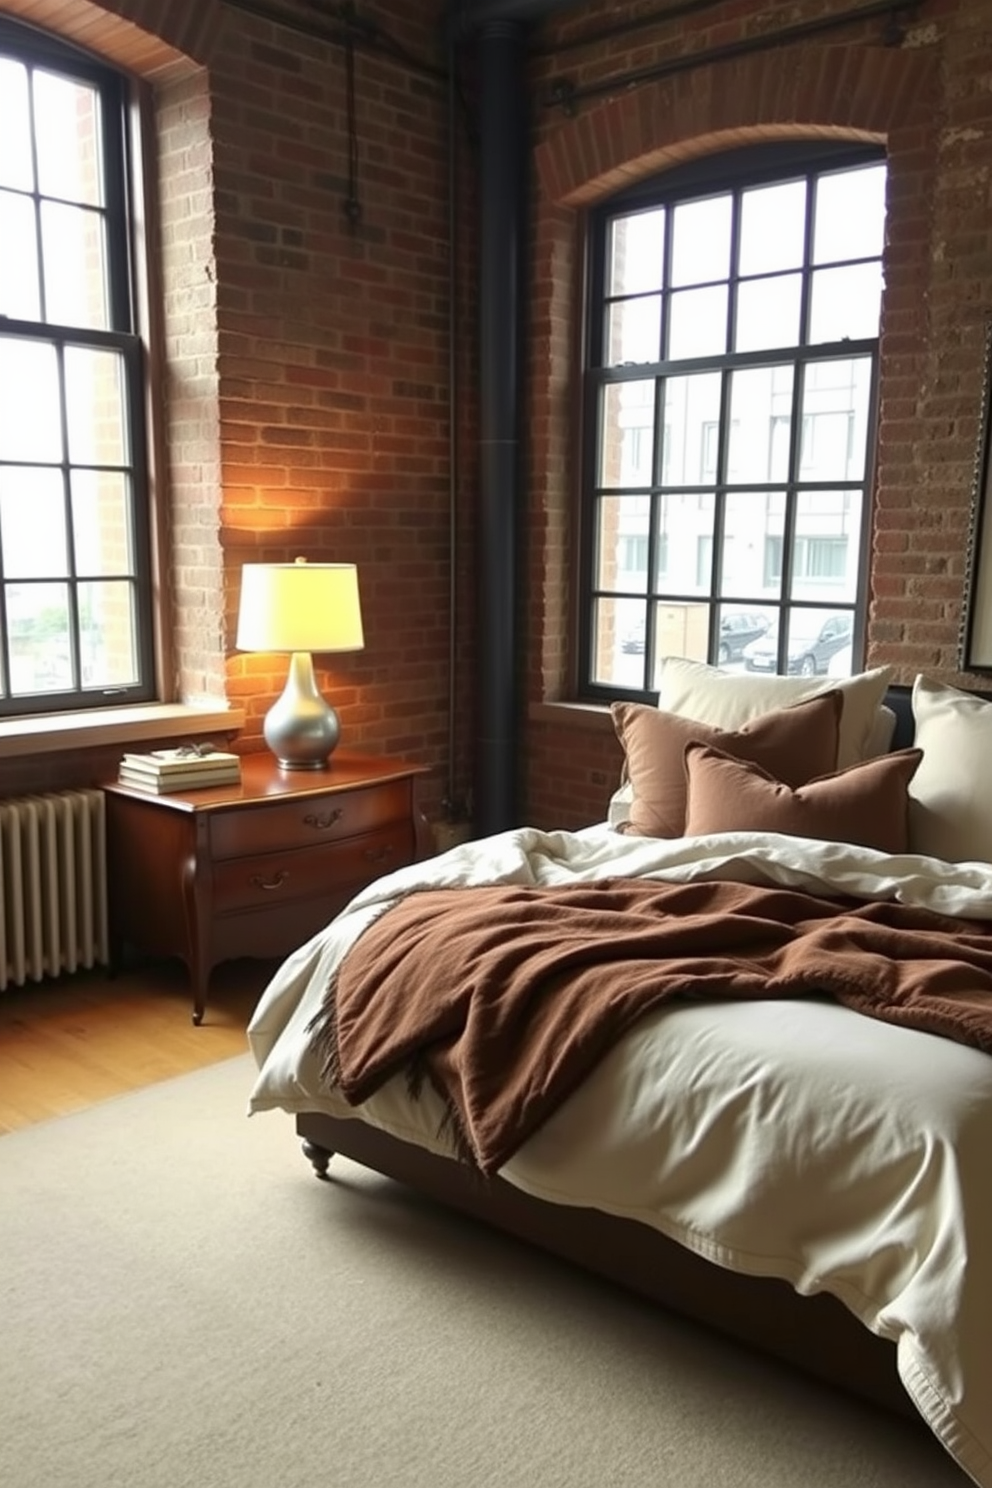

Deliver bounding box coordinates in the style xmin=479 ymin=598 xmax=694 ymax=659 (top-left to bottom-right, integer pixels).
xmin=580 ymin=143 xmax=884 ymax=697
xmin=0 ymin=20 xmax=153 ymax=717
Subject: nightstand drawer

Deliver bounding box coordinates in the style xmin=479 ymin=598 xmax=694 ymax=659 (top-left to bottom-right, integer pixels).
xmin=211 ymin=823 xmax=414 ymax=915
xmin=209 ymin=779 xmax=412 ymax=859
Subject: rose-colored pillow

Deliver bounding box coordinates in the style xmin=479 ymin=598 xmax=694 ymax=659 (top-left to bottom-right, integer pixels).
xmin=611 ymin=690 xmax=842 ymax=839
xmin=682 ymin=743 xmax=924 ymax=853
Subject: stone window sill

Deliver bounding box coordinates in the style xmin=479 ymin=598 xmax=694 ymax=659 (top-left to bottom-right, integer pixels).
xmin=0 ymin=702 xmax=245 ymax=759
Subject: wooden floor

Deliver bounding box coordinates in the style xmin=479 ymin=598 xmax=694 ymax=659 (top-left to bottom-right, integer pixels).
xmin=0 ymin=955 xmax=283 ymax=1133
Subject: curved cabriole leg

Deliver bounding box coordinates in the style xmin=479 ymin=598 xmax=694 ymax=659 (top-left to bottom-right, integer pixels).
xmin=301 ymin=1138 xmax=334 ymax=1179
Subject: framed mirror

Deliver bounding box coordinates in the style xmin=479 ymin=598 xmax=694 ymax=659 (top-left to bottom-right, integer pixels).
xmin=961 ymin=317 xmax=992 ymax=670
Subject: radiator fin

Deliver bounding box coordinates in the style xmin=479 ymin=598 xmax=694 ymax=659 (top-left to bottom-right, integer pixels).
xmin=0 ymin=789 xmax=108 ymax=992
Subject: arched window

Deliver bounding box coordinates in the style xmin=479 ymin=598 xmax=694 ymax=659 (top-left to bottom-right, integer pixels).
xmin=0 ymin=19 xmax=154 ymax=716
xmin=579 ymin=141 xmax=885 ymax=700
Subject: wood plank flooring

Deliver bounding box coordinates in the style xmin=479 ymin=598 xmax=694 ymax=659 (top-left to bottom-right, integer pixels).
xmin=0 ymin=955 xmax=282 ymax=1133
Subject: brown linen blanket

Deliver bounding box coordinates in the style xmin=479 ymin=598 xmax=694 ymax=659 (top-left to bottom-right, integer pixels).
xmin=307 ymin=877 xmax=992 ymax=1176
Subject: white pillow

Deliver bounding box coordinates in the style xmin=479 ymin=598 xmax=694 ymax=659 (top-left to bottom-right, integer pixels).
xmin=655 ymin=657 xmax=893 ymax=769
xmin=909 ymin=676 xmax=992 ymax=863
xmin=607 ymin=778 xmax=635 ymax=829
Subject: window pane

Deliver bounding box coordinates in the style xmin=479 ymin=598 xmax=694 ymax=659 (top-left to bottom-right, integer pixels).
xmin=42 ymin=202 xmax=109 ymax=329
xmin=800 ymin=357 xmax=872 ymax=480
xmin=655 ymin=492 xmax=710 ymax=592
xmin=79 ymin=578 xmax=138 ymax=687
xmin=0 ymin=466 xmax=68 ymax=576
xmin=660 ymin=373 xmax=721 ymax=485
xmin=727 ymin=366 xmax=794 ymax=483
xmin=716 ymin=604 xmax=775 ymax=669
xmin=595 ymin=494 xmax=649 ymax=592
xmin=6 ymin=580 xmax=72 ymax=693
xmin=598 ymin=380 xmax=654 ymax=487
xmin=670 ymin=195 xmax=731 ymax=287
xmin=72 ymin=470 xmax=133 ymax=574
xmin=739 ymin=180 xmax=805 ymax=275
xmin=33 ymin=70 xmax=104 ymax=207
xmin=65 ymin=345 xmax=126 ymax=466
xmin=591 ymin=594 xmax=645 ymax=689
xmin=668 ymin=284 xmax=728 ymax=360
xmin=653 ymin=600 xmax=710 ymax=665
xmin=606 ymin=295 xmax=661 ymax=365
xmin=784 ymin=607 xmax=853 ymax=677
xmin=0 ymin=337 xmax=62 ymax=461
xmin=813 ymin=164 xmax=885 ymax=265
xmin=791 ymin=491 xmax=862 ymax=604
xmin=0 ymin=58 xmax=32 ymax=191
xmin=609 ymin=208 xmax=664 ymax=296
xmin=721 ymin=491 xmax=783 ymax=600
xmin=735 ymin=273 xmax=802 ymax=353
xmin=0 ymin=189 xmax=41 ymax=319
xmin=809 ymin=262 xmax=883 ymax=344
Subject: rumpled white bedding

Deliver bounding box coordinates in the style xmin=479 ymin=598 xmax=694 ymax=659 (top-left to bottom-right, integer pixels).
xmin=247 ymin=824 xmax=992 ymax=1488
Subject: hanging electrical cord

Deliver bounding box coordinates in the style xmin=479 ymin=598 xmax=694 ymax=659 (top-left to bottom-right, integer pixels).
xmin=219 ymin=0 xmax=445 ymax=83
xmin=342 ymin=2 xmax=361 ymax=228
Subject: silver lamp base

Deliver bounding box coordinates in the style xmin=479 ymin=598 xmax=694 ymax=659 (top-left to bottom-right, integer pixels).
xmin=264 ymin=652 xmax=340 ymax=770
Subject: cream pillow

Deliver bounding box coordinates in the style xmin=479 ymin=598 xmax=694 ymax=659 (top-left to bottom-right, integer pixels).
xmin=656 ymin=657 xmax=893 ymax=769
xmin=909 ymin=677 xmax=992 ymax=863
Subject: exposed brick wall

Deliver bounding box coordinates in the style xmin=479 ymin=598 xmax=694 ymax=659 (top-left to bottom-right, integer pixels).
xmin=521 ymin=0 xmax=992 ymax=829
xmin=206 ymin=4 xmax=461 ymax=821
xmin=6 ymin=0 xmax=992 ymax=844
xmin=1 ymin=0 xmax=464 ymax=825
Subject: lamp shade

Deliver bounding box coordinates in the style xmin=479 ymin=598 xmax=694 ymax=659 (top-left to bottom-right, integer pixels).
xmin=236 ymin=560 xmax=364 ymax=654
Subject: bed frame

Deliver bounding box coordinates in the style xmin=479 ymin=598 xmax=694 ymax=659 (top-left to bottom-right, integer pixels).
xmin=295 ymin=686 xmax=938 ymax=1424
xmin=296 ymin=1111 xmax=912 ymax=1418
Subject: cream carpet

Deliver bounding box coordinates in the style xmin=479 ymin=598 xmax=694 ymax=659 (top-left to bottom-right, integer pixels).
xmin=0 ymin=1054 xmax=969 ymax=1488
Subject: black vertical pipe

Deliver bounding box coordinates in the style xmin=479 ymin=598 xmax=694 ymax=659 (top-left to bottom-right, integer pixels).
xmin=476 ymin=19 xmax=524 ymax=834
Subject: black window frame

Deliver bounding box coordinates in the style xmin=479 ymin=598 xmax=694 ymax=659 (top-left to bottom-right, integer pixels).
xmin=577 ymin=140 xmax=885 ymax=704
xmin=0 ymin=18 xmax=155 ymax=718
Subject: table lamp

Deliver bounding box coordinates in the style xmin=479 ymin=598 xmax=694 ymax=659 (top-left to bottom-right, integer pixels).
xmin=236 ymin=558 xmax=364 ymax=769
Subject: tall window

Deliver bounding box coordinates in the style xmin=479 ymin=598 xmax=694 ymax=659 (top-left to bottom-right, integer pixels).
xmin=0 ymin=21 xmax=153 ymax=717
xmin=580 ymin=143 xmax=885 ymax=699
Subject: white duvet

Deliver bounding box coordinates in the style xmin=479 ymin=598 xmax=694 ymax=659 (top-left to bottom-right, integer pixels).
xmin=248 ymin=824 xmax=992 ymax=1488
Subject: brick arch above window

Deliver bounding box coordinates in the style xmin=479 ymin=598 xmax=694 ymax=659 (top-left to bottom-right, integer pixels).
xmin=0 ymin=0 xmax=217 ymax=79
xmin=534 ymin=45 xmax=938 ymax=209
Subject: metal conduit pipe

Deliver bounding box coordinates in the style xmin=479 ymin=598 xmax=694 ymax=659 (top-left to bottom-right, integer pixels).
xmin=475 ymin=17 xmax=525 ymax=834
xmin=441 ymin=0 xmax=584 ymax=833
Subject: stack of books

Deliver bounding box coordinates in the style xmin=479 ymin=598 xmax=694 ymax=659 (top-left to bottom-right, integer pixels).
xmin=117 ymin=746 xmax=242 ymax=793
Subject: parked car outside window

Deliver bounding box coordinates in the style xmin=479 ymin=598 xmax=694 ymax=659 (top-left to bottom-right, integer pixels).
xmin=622 ymin=608 xmax=771 ymax=660
xmin=717 ymin=610 xmax=770 ymax=664
xmin=743 ymin=614 xmax=853 ymax=677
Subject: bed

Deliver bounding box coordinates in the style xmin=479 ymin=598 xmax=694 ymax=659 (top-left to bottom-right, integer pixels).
xmin=247 ymin=665 xmax=992 ymax=1488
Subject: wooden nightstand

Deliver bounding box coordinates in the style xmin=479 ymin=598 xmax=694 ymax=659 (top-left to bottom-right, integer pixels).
xmin=104 ymin=751 xmax=430 ymax=1024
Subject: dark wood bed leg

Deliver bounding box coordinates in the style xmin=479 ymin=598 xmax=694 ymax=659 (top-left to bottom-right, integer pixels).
xmin=301 ymin=1138 xmax=334 ymax=1179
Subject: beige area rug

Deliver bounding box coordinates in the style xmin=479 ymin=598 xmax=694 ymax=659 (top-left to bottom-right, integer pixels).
xmin=0 ymin=1055 xmax=970 ymax=1488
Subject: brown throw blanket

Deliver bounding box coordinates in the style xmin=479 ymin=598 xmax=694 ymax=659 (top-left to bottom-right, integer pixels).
xmin=307 ymin=877 xmax=992 ymax=1176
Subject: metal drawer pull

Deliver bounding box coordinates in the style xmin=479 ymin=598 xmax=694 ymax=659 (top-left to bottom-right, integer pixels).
xmin=364 ymin=844 xmax=395 ymax=864
xmin=304 ymin=808 xmax=343 ymax=830
xmin=250 ymin=870 xmax=290 ymax=891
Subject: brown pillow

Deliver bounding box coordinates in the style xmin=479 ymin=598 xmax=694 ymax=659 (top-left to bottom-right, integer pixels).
xmin=682 ymin=743 xmax=924 ymax=854
xmin=611 ymin=690 xmax=843 ymax=839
